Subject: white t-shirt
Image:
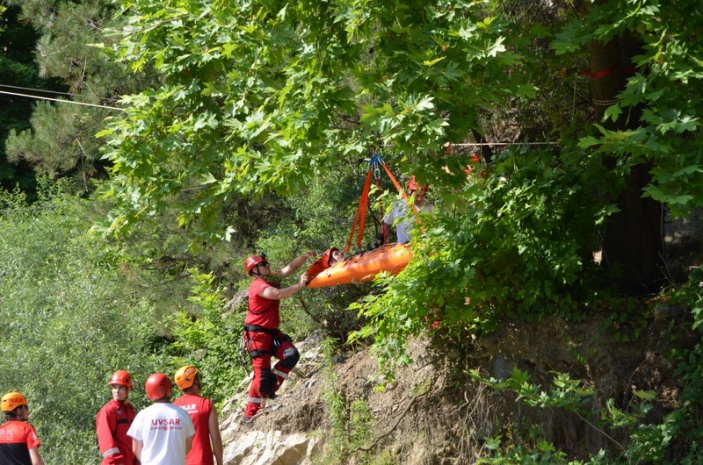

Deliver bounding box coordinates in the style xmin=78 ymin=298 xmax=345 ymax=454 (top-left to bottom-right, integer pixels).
xmin=383 ymin=199 xmax=433 ymax=243
xmin=127 ymin=402 xmax=195 ymax=465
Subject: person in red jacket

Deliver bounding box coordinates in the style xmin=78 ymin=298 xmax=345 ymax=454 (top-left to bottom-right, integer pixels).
xmin=96 ymin=370 xmax=138 ymax=465
xmin=173 ymin=366 xmax=223 ymax=465
xmin=0 ymin=391 xmax=44 ymax=465
xmin=242 ymin=250 xmax=314 ymax=422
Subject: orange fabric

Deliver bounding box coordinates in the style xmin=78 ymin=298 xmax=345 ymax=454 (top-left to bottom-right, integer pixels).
xmin=307 ymin=243 xmax=412 ymax=288
xmin=381 ymin=164 xmax=406 ymax=198
xmin=345 ymin=170 xmax=373 ymax=254
xmin=305 ymin=257 xmax=327 ymax=283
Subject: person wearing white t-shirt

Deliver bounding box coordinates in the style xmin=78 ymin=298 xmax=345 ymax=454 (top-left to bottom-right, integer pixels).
xmin=127 ymin=373 xmax=195 ymax=465
xmin=382 ymin=176 xmax=433 ymax=244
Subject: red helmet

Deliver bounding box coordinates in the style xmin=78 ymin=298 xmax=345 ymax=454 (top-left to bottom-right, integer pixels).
xmin=244 ymin=255 xmax=266 ymax=275
xmin=407 ymin=176 xmax=429 ymax=192
xmin=108 ymin=370 xmax=133 ymax=391
xmin=145 ymin=373 xmax=172 ymax=400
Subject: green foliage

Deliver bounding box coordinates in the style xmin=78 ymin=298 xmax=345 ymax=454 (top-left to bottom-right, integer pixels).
xmin=5 ymin=102 xmax=112 ymax=179
xmin=658 ymin=267 xmax=703 ymax=464
xmin=0 ymin=3 xmax=51 ymax=196
xmin=354 ymin=148 xmax=608 ymax=365
xmin=168 ymin=270 xmax=246 ymax=405
xmin=470 ymin=368 xmax=669 ymax=464
xmin=554 ymin=0 xmax=703 ymax=218
xmin=595 ymin=298 xmax=650 ymax=343
xmin=2 ymin=0 xmax=158 ymax=192
xmin=0 ymin=182 xmax=246 ymax=463
xmin=99 ymin=0 xmax=526 ymax=245
xmin=319 ymin=338 xmax=348 ymax=461
xmin=95 ymin=0 xmax=703 ymax=384
xmin=0 ymin=185 xmax=165 ymax=463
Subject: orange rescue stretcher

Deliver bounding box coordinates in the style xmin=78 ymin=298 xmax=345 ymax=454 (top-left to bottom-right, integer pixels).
xmin=306 ymin=243 xmax=412 ymax=288
xmin=306 ymin=154 xmax=412 ymax=288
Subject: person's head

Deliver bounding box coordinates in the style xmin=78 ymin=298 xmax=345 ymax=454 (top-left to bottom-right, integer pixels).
xmin=1 ymin=392 xmax=29 ymax=421
xmin=108 ymin=370 xmax=133 ymax=402
xmin=244 ymin=255 xmax=271 ymax=278
xmin=323 ymin=248 xmax=343 ymax=267
xmin=406 ymin=176 xmax=429 ymax=200
xmin=174 ymin=365 xmax=201 ymax=393
xmin=145 ymin=373 xmax=173 ymax=402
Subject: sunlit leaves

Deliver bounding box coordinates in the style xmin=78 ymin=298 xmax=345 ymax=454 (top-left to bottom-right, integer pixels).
xmin=98 ymin=0 xmax=526 ymax=245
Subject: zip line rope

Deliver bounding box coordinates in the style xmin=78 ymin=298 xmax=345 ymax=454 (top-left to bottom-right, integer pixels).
xmin=0 ymin=83 xmax=122 ymax=105
xmin=0 ymin=83 xmax=81 ymax=98
xmin=0 ymin=89 xmax=124 ymax=111
xmin=444 ymin=142 xmax=559 ymax=147
xmin=0 ymin=85 xmax=561 ymax=146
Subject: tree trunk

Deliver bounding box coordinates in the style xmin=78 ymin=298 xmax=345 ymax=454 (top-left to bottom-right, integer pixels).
xmin=588 ymin=32 xmax=665 ymax=294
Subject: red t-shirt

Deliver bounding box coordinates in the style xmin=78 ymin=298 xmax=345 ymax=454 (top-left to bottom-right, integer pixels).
xmin=0 ymin=420 xmax=41 ymax=465
xmin=173 ymin=394 xmax=214 ymax=465
xmin=245 ymin=277 xmax=280 ymax=329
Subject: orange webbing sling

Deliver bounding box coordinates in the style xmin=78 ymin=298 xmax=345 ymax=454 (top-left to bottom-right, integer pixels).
xmin=345 ymin=154 xmax=404 ymax=255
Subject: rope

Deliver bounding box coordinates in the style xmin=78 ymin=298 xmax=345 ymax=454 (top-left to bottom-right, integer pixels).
xmin=0 ymin=83 xmax=77 ymax=98
xmin=0 ymin=90 xmax=124 ymax=111
xmin=446 ymin=142 xmax=559 ymax=147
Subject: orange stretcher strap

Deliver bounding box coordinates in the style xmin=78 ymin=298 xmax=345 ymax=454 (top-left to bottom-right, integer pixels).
xmin=382 ymin=163 xmax=405 ymax=198
xmin=345 ymin=156 xmax=405 ymax=254
xmin=345 ymin=170 xmax=372 ymax=255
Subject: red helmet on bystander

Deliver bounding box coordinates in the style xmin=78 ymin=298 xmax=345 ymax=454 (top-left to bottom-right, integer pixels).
xmin=145 ymin=373 xmax=172 ymax=401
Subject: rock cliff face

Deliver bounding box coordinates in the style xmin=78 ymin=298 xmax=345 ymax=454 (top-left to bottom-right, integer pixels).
xmin=219 ymin=330 xmax=456 ymax=464
xmin=220 ymin=332 xmax=327 ymax=465
xmin=218 ymin=311 xmax=691 ymax=464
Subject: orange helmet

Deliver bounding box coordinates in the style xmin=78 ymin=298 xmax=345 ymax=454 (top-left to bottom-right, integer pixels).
xmin=145 ymin=373 xmax=172 ymax=400
xmin=108 ymin=370 xmax=133 ymax=391
xmin=174 ymin=365 xmax=199 ymax=390
xmin=1 ymin=392 xmax=27 ymax=412
xmin=407 ymin=176 xmax=429 ymax=192
xmin=244 ymin=255 xmax=266 ymax=275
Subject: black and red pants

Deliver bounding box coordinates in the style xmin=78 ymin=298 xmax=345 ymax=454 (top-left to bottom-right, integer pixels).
xmin=242 ymin=325 xmax=300 ymax=418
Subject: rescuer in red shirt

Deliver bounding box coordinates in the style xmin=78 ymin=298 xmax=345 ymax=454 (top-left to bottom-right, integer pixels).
xmin=173 ymin=366 xmax=223 ymax=465
xmin=96 ymin=370 xmax=139 ymax=465
xmin=0 ymin=392 xmax=44 ymax=465
xmin=242 ymin=250 xmax=314 ymax=422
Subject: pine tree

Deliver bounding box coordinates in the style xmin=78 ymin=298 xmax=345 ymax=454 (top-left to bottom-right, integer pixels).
xmin=2 ymin=0 xmax=157 ymax=193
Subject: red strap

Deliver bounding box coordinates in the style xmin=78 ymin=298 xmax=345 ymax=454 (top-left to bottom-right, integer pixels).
xmin=579 ymin=63 xmax=636 ymax=79
xmin=345 ymin=170 xmax=372 ymax=254
xmin=345 ymin=162 xmax=406 ymax=253
xmin=579 ymin=65 xmax=617 ymax=79
xmin=382 ymin=164 xmax=405 ymax=198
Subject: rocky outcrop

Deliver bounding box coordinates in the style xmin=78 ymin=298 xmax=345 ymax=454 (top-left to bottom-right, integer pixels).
xmin=219 ymin=331 xmax=327 ymax=465
xmin=217 ymin=312 xmax=691 ymax=464
xmin=222 ymin=429 xmax=320 ymax=465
